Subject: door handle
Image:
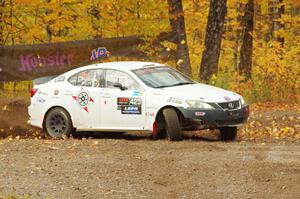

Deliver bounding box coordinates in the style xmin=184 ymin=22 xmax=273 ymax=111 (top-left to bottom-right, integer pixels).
xmin=64 ymin=91 xmax=72 ymax=95
xmin=100 ymin=93 xmax=111 ymax=98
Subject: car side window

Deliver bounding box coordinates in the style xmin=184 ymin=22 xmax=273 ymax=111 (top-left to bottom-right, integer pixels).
xmin=68 ymin=69 xmax=104 ymax=87
xmin=105 ymin=70 xmax=141 ymax=91
xmin=68 ymin=75 xmax=77 ymax=86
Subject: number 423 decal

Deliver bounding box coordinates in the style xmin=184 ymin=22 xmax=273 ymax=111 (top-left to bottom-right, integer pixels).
xmin=117 ymin=98 xmax=142 ymax=115
xmin=129 ymin=98 xmax=142 ymax=106
xmin=117 ymin=98 xmax=142 ymax=106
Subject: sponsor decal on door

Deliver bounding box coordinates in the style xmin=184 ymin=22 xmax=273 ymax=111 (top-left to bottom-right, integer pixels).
xmin=117 ymin=97 xmax=142 ymax=114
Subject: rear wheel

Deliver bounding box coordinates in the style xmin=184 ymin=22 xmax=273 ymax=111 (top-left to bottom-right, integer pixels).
xmin=45 ymin=108 xmax=73 ymax=139
xmin=162 ymin=108 xmax=182 ymax=141
xmin=219 ymin=127 xmax=237 ymax=141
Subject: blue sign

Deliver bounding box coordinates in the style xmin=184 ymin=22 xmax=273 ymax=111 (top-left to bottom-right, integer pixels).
xmin=90 ymin=47 xmax=110 ymax=61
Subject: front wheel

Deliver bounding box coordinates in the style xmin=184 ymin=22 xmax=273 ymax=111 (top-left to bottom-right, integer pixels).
xmin=162 ymin=108 xmax=183 ymax=141
xmin=45 ymin=107 xmax=73 ymax=139
xmin=219 ymin=127 xmax=237 ymax=141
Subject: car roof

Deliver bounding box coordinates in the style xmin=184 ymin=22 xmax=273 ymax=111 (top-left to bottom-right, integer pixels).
xmin=64 ymin=61 xmax=165 ymax=76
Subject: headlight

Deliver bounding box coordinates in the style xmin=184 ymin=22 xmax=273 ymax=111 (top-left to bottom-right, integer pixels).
xmin=240 ymin=96 xmax=246 ymax=106
xmin=186 ymin=100 xmax=214 ymax=109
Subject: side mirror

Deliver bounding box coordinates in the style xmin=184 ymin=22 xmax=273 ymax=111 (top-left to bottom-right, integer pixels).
xmin=113 ymin=82 xmax=127 ymax=91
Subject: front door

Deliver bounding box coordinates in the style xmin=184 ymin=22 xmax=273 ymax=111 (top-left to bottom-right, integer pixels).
xmin=100 ymin=69 xmax=146 ymax=130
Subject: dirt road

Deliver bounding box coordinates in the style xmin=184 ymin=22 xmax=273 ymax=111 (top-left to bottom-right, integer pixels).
xmin=0 ymin=98 xmax=299 ymax=198
xmin=0 ymin=138 xmax=299 ymax=199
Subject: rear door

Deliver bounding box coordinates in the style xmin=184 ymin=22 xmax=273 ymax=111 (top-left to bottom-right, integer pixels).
xmin=99 ymin=69 xmax=146 ymax=130
xmin=66 ymin=69 xmax=105 ymax=129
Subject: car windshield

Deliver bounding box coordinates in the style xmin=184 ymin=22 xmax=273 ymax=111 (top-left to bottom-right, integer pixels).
xmin=132 ymin=67 xmax=195 ymax=88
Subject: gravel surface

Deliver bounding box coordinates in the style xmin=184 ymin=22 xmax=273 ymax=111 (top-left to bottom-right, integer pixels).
xmin=0 ymin=138 xmax=299 ymax=199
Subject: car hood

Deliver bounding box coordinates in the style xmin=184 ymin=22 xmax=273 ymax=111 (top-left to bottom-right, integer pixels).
xmin=160 ymin=83 xmax=240 ymax=103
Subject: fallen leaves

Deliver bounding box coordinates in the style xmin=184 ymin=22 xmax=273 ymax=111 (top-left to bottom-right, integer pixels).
xmin=240 ymin=103 xmax=300 ymax=141
xmin=48 ymin=146 xmax=59 ymax=150
xmin=176 ymin=59 xmax=184 ymax=66
xmin=0 ymin=101 xmax=299 ymax=141
xmin=2 ymin=105 xmax=8 ymax=111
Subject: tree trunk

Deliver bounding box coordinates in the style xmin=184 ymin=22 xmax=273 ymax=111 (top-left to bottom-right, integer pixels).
xmin=0 ymin=0 xmax=4 ymax=45
xmin=9 ymin=0 xmax=14 ymax=45
xmin=0 ymin=0 xmax=4 ymax=71
xmin=272 ymin=0 xmax=284 ymax=47
xmin=239 ymin=0 xmax=254 ymax=79
xmin=88 ymin=3 xmax=102 ymax=39
xmin=233 ymin=2 xmax=242 ymax=71
xmin=199 ymin=0 xmax=227 ymax=82
xmin=45 ymin=0 xmax=52 ymax=42
xmin=167 ymin=0 xmax=192 ymax=76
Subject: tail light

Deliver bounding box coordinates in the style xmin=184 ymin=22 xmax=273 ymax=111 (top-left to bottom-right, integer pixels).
xmin=30 ymin=88 xmax=38 ymax=97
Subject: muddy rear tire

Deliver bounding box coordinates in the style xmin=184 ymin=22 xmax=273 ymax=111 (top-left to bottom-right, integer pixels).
xmin=45 ymin=107 xmax=73 ymax=139
xmin=162 ymin=108 xmax=182 ymax=141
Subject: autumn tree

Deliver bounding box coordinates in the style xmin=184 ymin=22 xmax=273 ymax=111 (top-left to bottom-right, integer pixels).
xmin=87 ymin=1 xmax=101 ymax=39
xmin=0 ymin=0 xmax=3 ymax=45
xmin=0 ymin=0 xmax=3 ymax=75
xmin=199 ymin=0 xmax=227 ymax=82
xmin=1 ymin=0 xmax=300 ymax=103
xmin=8 ymin=0 xmax=14 ymax=45
xmin=45 ymin=0 xmax=52 ymax=42
xmin=233 ymin=1 xmax=243 ymax=70
xmin=239 ymin=0 xmax=254 ymax=79
xmin=272 ymin=0 xmax=285 ymax=46
xmin=167 ymin=0 xmax=192 ymax=75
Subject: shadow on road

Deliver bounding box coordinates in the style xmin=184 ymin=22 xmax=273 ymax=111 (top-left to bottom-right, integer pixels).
xmin=71 ymin=131 xmax=222 ymax=142
xmin=72 ymin=131 xmax=149 ymax=141
xmin=184 ymin=135 xmax=220 ymax=142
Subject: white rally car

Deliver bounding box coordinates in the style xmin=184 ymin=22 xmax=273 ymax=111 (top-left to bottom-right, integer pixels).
xmin=28 ymin=61 xmax=249 ymax=141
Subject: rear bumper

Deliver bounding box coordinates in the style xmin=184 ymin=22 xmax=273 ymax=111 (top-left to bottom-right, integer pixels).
xmin=178 ymin=105 xmax=249 ymax=130
xmin=27 ymin=105 xmax=43 ymax=129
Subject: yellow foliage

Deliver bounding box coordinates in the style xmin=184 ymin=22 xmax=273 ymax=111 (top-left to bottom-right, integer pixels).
xmin=3 ymin=81 xmax=32 ymax=92
xmin=1 ymin=0 xmax=299 ymax=103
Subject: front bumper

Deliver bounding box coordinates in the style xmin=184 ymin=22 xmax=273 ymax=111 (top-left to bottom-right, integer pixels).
xmin=178 ymin=105 xmax=249 ymax=130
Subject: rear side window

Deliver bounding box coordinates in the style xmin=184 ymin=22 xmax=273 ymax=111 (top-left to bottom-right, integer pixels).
xmin=68 ymin=75 xmax=77 ymax=86
xmin=68 ymin=69 xmax=104 ymax=87
xmin=54 ymin=76 xmax=65 ymax=83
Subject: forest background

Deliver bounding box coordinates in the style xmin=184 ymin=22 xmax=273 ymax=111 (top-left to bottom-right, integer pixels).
xmin=0 ymin=0 xmax=300 ymax=103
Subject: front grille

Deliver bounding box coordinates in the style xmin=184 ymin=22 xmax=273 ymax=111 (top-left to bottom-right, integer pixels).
xmin=218 ymin=100 xmax=240 ymax=110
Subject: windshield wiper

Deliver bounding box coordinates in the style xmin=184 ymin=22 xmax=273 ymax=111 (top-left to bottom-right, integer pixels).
xmin=154 ymin=82 xmax=194 ymax=88
xmin=170 ymin=82 xmax=194 ymax=87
